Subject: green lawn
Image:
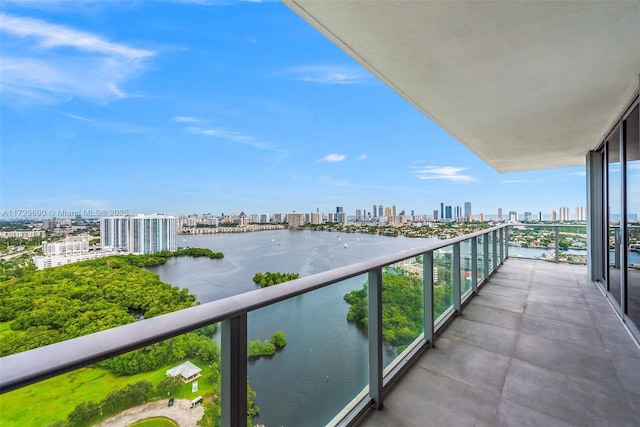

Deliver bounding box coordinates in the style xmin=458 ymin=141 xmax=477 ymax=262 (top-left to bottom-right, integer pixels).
xmin=129 ymin=417 xmax=178 ymax=427
xmin=0 ymin=360 xmax=217 ymax=427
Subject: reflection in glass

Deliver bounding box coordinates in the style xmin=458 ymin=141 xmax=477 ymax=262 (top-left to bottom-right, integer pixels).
xmin=608 ymin=127 xmax=622 ymax=306
xmin=626 ymin=105 xmax=639 ymax=326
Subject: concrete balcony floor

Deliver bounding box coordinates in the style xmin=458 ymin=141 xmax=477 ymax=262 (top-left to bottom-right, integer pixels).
xmin=358 ymin=259 xmax=640 ymax=427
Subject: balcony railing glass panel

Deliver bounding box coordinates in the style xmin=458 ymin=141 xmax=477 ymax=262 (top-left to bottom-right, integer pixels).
xmin=433 ymin=245 xmax=454 ymax=325
xmin=249 ymin=274 xmax=370 ymax=427
xmin=381 ymin=257 xmax=425 ymax=363
xmin=477 ymin=235 xmax=485 ymax=284
xmin=2 ymin=328 xmax=221 ymax=427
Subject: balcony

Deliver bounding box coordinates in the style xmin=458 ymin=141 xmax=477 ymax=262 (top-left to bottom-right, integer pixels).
xmin=358 ymin=258 xmax=640 ymax=426
xmin=1 ymin=225 xmax=639 ymax=426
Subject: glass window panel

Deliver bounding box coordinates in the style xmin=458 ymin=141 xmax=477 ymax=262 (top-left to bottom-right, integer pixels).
xmin=625 ymin=104 xmax=639 ymax=326
xmin=608 ymin=127 xmax=622 ymax=306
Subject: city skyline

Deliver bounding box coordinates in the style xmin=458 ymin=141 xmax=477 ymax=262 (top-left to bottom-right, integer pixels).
xmin=0 ymin=1 xmax=587 ymax=217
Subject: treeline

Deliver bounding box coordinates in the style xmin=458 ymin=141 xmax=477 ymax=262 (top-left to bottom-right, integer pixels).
xmin=0 ymin=256 xmax=197 ymax=356
xmin=252 ymin=272 xmax=299 ymax=287
xmin=52 ymin=380 xmax=155 ymax=427
xmin=98 ymin=328 xmax=219 ymax=375
xmin=344 ymin=270 xmax=453 ymax=351
xmin=118 ymin=247 xmax=223 ymax=267
xmin=248 ymin=331 xmax=287 ymax=358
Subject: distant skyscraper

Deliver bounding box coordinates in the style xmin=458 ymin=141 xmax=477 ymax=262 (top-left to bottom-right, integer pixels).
xmin=455 ymin=205 xmax=462 ymax=219
xmin=327 ymin=212 xmax=335 ymax=223
xmin=392 ymin=204 xmax=397 ymax=216
xmin=551 ymin=210 xmax=557 ymax=221
xmin=441 ymin=203 xmax=444 ymax=219
xmin=509 ymin=211 xmax=518 ymax=221
xmin=384 ymin=206 xmax=392 ymax=217
xmin=378 ymin=205 xmax=383 ymax=217
xmin=433 ymin=210 xmax=439 ymax=221
xmin=445 ymin=205 xmax=452 ymax=219
xmin=336 ymin=206 xmax=344 ymax=214
xmin=411 ymin=209 xmax=414 ymax=216
xmin=355 ymin=209 xmax=362 ymax=221
xmin=497 ymin=208 xmax=503 ymax=221
xmin=336 ymin=212 xmax=347 ymax=223
xmin=559 ymin=206 xmax=570 ymax=221
xmin=538 ymin=211 xmax=543 ymax=221
xmin=575 ymin=206 xmax=586 ymax=221
xmin=373 ymin=204 xmax=377 ymax=218
xmin=464 ymin=202 xmax=472 ymax=218
xmin=524 ymin=212 xmax=532 ymax=222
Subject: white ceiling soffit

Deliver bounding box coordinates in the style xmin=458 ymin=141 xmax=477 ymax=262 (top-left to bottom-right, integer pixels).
xmin=284 ymin=1 xmax=640 ymax=173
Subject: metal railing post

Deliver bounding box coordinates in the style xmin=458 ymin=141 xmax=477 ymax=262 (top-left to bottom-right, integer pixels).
xmin=221 ymin=314 xmax=248 ymax=427
xmin=492 ymin=230 xmax=498 ymax=271
xmin=498 ymin=227 xmax=504 ymax=263
xmin=483 ymin=232 xmax=490 ymax=279
xmin=424 ymin=252 xmax=434 ymax=347
xmin=504 ymin=226 xmax=509 ymax=259
xmin=471 ymin=237 xmax=478 ymax=294
xmin=555 ymin=226 xmax=560 ymax=263
xmin=453 ymin=242 xmax=461 ymax=313
xmin=368 ymin=268 xmax=383 ymax=410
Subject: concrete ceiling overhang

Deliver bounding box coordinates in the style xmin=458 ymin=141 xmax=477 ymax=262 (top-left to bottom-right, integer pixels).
xmin=284 ymin=1 xmax=640 ymax=173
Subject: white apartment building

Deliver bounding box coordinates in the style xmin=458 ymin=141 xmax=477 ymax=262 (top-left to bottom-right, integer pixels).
xmin=101 ymin=214 xmax=177 ymax=254
xmin=42 ymin=235 xmax=90 ymax=256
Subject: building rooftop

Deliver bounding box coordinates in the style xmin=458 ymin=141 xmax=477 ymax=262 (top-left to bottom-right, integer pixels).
xmin=358 ymin=258 xmax=640 ymax=426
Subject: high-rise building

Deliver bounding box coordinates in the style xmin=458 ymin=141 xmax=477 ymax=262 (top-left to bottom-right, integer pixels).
xmin=310 ymin=212 xmax=323 ymax=225
xmin=551 ymin=210 xmax=557 ymax=221
xmin=497 ymin=208 xmax=503 ymax=221
xmin=464 ymin=202 xmax=472 ymax=218
xmin=433 ymin=210 xmax=439 ymax=221
xmin=336 ymin=206 xmax=344 ymax=214
xmin=373 ymin=204 xmax=377 ymax=218
xmin=509 ymin=211 xmax=518 ymax=221
xmin=355 ymin=209 xmax=362 ymax=221
xmin=575 ymin=206 xmax=586 ymax=221
xmin=327 ymin=212 xmax=335 ymax=223
xmin=392 ymin=204 xmax=397 ymax=216
xmin=336 ymin=212 xmax=347 ymax=223
xmin=538 ymin=211 xmax=543 ymax=221
xmin=455 ymin=205 xmax=462 ymax=219
xmin=101 ymin=214 xmax=177 ymax=254
xmin=445 ymin=205 xmax=452 ymax=219
xmin=440 ymin=203 xmax=444 ymax=219
xmin=524 ymin=212 xmax=532 ymax=222
xmin=559 ymin=206 xmax=571 ymax=221
xmin=378 ymin=205 xmax=383 ymax=217
xmin=384 ymin=206 xmax=392 ymax=217
xmin=288 ymin=213 xmax=305 ymax=229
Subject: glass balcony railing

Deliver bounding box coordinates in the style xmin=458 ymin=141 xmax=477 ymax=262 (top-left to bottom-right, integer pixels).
xmin=506 ymin=223 xmax=588 ymax=264
xmin=0 ymin=224 xmax=510 ymax=427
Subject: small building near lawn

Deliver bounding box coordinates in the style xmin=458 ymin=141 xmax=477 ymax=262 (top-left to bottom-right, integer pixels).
xmin=166 ymin=361 xmax=202 ymax=383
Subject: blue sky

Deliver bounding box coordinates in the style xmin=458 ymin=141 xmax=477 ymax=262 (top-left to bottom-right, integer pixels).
xmin=0 ymin=0 xmax=587 ymax=219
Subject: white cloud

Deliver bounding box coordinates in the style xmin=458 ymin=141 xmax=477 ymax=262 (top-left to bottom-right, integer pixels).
xmin=281 ymin=65 xmax=369 ymax=85
xmin=172 ymin=116 xmax=201 ymax=123
xmin=358 ymin=154 xmax=368 ymax=160
xmin=416 ymin=166 xmax=477 ymax=183
xmin=572 ymin=171 xmax=587 ymax=176
xmin=0 ymin=14 xmax=155 ymax=105
xmin=502 ymin=179 xmax=527 ymax=184
xmin=186 ymin=126 xmax=274 ymax=150
xmin=63 ymin=113 xmax=154 ymax=134
xmin=322 ymin=153 xmax=347 ymax=162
